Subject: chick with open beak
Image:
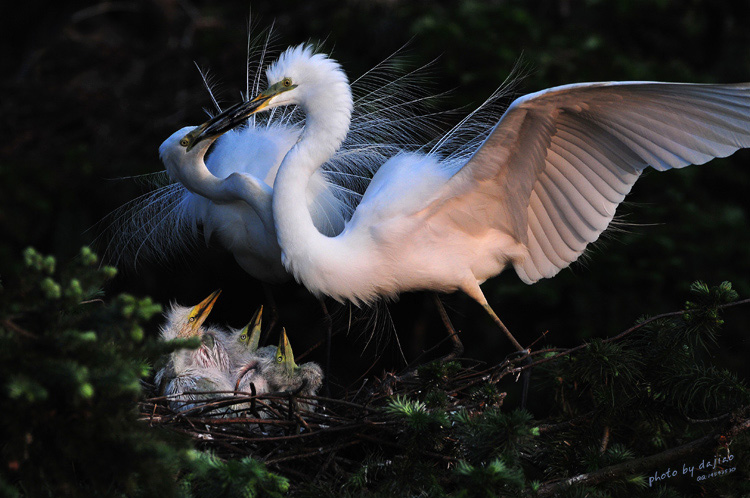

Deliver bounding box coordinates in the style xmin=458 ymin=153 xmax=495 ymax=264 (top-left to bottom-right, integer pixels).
xmin=154 ymin=290 xmax=235 ymax=414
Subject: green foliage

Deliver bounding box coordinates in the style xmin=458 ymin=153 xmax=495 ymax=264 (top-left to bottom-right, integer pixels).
xmin=453 ymin=458 xmax=526 ymax=498
xmin=468 ymin=382 xmax=504 ymax=407
xmin=2 ymin=250 xmax=749 ymax=496
xmin=290 ymin=281 xmax=748 ymax=496
xmin=417 ymin=360 xmax=463 ymax=384
xmin=179 ymin=451 xmax=289 ymax=498
xmin=683 ymin=281 xmax=739 ymax=338
xmin=556 ymin=485 xmax=611 ymax=498
xmin=386 ymin=395 xmax=450 ymax=435
xmin=532 ymin=281 xmax=750 ymax=496
xmin=454 ymin=408 xmax=538 ymax=465
xmin=595 ymin=443 xmax=638 ymax=470
xmin=568 ymin=339 xmax=645 ymax=410
xmin=0 ymin=247 xmax=184 ymax=496
xmin=0 ymin=248 xmax=287 ymax=497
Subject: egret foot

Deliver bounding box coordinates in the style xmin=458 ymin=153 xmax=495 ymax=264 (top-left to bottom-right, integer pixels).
xmin=480 ymin=302 xmax=532 ymax=406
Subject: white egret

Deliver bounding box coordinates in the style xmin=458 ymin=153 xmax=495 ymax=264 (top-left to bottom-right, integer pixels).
xmin=190 ymin=45 xmax=750 ymax=352
xmin=153 ymin=290 xmax=236 ymax=412
xmin=231 ymin=325 xmax=322 ymax=419
xmin=108 ymin=38 xmax=445 ymax=287
xmin=235 ymin=328 xmax=322 ymax=406
xmin=220 ymin=305 xmax=275 ymax=370
xmin=266 ymin=328 xmax=323 ymax=397
xmin=225 ymin=308 xmax=278 ymax=416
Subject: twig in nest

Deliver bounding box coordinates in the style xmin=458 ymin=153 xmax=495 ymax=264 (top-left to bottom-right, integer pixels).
xmin=265 ymin=440 xmax=362 ymax=465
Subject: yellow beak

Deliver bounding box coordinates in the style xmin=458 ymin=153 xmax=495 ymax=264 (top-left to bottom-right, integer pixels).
xmin=185 ymin=289 xmax=221 ymax=335
xmin=276 ymin=328 xmax=298 ymax=374
xmin=240 ymin=305 xmax=263 ymax=351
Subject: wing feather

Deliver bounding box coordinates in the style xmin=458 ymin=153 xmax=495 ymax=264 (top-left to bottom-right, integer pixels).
xmin=533 ymin=174 xmax=590 ymax=251
xmin=420 ymin=82 xmax=750 ymax=283
xmin=529 ymin=188 xmax=578 ymax=264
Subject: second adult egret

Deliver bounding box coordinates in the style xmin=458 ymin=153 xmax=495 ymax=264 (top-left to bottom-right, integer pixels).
xmin=110 ymin=35 xmax=444 ymax=286
xmin=190 ymin=45 xmax=750 ymax=352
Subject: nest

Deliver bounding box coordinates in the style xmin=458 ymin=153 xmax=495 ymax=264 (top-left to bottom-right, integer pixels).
xmin=139 ymin=354 xmax=524 ymax=483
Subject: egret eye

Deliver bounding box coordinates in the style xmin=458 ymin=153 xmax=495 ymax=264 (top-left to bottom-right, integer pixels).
xmin=282 ymin=77 xmax=293 ymax=88
xmin=188 ymin=316 xmax=196 ymax=323
xmin=277 ymin=354 xmax=283 ymax=363
xmin=180 ymin=137 xmax=190 ymax=147
xmin=240 ymin=334 xmax=247 ymax=341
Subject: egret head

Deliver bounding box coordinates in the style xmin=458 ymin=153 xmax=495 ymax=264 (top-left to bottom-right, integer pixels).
xmin=162 ymin=289 xmax=221 ymax=339
xmin=188 ymin=45 xmax=352 ymax=147
xmin=258 ymin=45 xmax=349 ymax=113
xmin=158 ymin=126 xmax=215 ymax=181
xmin=275 ymin=328 xmax=298 ymax=376
xmin=237 ymin=305 xmax=263 ymax=352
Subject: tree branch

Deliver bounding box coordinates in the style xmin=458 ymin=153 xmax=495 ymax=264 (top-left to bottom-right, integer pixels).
xmin=518 ymin=297 xmax=750 ymax=374
xmin=1 ymin=318 xmax=38 ymax=339
xmin=538 ymin=410 xmax=750 ymax=496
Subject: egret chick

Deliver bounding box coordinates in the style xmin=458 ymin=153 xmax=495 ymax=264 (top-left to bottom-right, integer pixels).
xmin=222 ymin=305 xmax=276 ymax=370
xmin=154 ymin=289 xmax=224 ymax=384
xmin=233 ymin=328 xmax=323 ymax=420
xmin=234 ymin=328 xmax=322 ymax=402
xmin=154 ymin=290 xmax=234 ymax=413
xmin=230 ymin=310 xmax=279 ymax=418
xmin=231 ymin=306 xmax=278 ymax=395
xmin=267 ymin=328 xmax=323 ymax=397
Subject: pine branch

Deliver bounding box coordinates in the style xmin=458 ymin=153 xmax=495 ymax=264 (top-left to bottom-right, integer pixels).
xmin=537 ymin=408 xmax=750 ymax=496
xmin=517 ymin=297 xmax=750 ymax=374
xmin=1 ymin=318 xmax=38 ymax=339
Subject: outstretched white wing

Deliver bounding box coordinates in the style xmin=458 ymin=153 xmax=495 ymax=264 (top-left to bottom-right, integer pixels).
xmin=421 ymin=82 xmax=750 ymax=283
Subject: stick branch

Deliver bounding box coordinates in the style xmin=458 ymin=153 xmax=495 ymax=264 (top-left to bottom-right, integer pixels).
xmin=539 ymin=410 xmax=750 ymax=496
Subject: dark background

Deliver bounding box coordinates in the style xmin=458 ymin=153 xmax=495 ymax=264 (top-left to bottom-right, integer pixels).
xmin=3 ymin=0 xmax=750 ymax=403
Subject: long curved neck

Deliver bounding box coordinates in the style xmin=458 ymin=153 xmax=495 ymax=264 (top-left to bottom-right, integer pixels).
xmin=272 ymin=93 xmax=352 ymax=277
xmin=170 ymin=145 xmax=274 ymax=231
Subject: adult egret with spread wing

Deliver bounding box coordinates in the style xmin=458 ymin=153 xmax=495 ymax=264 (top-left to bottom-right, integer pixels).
xmin=189 ymin=45 xmax=750 ymax=351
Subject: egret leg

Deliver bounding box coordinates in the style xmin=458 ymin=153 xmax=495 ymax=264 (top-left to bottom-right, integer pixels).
xmin=462 ymin=281 xmax=525 ymax=352
xmin=481 ymin=303 xmax=525 ymax=352
xmin=482 ymin=301 xmax=533 ymax=408
xmin=318 ymin=298 xmax=333 ymax=397
xmin=432 ymin=293 xmax=463 ymax=360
